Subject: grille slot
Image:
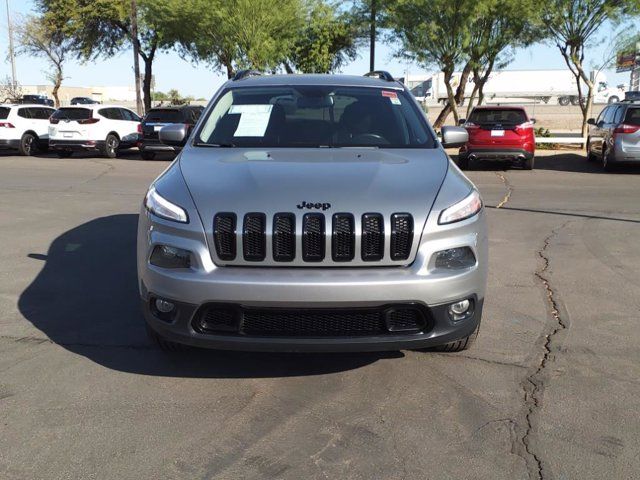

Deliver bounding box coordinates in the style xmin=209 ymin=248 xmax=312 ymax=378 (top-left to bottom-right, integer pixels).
xmin=332 ymin=213 xmax=355 ymax=262
xmin=361 ymin=213 xmax=384 ymax=261
xmin=243 ymin=213 xmax=266 ymax=261
xmin=302 ymin=213 xmax=325 ymax=262
xmin=390 ymin=213 xmax=414 ymax=261
xmin=273 ymin=213 xmax=296 ymax=262
xmin=213 ymin=213 xmax=237 ymax=261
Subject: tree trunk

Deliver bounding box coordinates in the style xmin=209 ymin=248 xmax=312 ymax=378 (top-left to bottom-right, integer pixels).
xmin=369 ymin=0 xmax=376 ymax=71
xmin=142 ymin=57 xmax=153 ymax=111
xmin=52 ymin=65 xmax=62 ymax=108
xmin=130 ymin=0 xmax=143 ymax=116
xmin=225 ymin=61 xmax=235 ymax=79
xmin=434 ymin=69 xmax=457 ymax=129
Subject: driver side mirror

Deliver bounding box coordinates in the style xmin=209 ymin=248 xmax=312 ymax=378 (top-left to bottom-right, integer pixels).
xmin=159 ymin=123 xmax=188 ymax=147
xmin=458 ymin=118 xmax=467 ymax=126
xmin=587 ymin=118 xmax=596 ymax=126
xmin=441 ymin=126 xmax=468 ymax=148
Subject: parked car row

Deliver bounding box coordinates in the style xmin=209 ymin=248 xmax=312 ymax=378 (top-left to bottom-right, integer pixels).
xmin=454 ymin=101 xmax=640 ymax=171
xmin=0 ymin=103 xmax=204 ymax=159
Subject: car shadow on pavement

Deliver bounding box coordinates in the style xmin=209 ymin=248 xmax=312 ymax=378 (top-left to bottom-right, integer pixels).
xmin=18 ymin=214 xmax=397 ymax=378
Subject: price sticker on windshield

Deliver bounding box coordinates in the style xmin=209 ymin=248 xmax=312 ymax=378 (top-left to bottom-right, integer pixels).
xmin=382 ymin=90 xmax=401 ymax=105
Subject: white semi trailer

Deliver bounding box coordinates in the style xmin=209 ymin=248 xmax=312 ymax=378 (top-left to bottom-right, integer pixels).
xmin=401 ymin=70 xmax=626 ymax=106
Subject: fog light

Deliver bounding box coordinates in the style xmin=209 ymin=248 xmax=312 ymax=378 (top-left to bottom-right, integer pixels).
xmin=434 ymin=247 xmax=476 ymax=270
xmin=155 ymin=298 xmax=175 ymax=313
xmin=150 ymin=245 xmax=191 ymax=269
xmin=448 ymin=298 xmax=474 ymax=322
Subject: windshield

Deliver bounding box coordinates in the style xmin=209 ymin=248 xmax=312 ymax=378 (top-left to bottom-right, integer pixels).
xmin=145 ymin=109 xmax=183 ymax=123
xmin=196 ymin=86 xmax=435 ymax=148
xmin=469 ymin=109 xmax=527 ymax=126
xmin=52 ymin=108 xmax=92 ymax=121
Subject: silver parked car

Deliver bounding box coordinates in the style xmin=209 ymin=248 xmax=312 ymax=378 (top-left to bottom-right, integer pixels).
xmin=137 ymin=71 xmax=488 ymax=352
xmin=587 ymin=100 xmax=640 ymax=170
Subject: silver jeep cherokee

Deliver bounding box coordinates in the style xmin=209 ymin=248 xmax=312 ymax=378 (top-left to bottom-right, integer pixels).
xmin=137 ymin=72 xmax=487 ymax=352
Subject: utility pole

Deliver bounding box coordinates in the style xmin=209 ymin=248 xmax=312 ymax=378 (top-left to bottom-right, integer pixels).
xmin=5 ymin=0 xmax=17 ymax=87
xmin=130 ymin=0 xmax=143 ymax=116
xmin=369 ymin=0 xmax=376 ymax=72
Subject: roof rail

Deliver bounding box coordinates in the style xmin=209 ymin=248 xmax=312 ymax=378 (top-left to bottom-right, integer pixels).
xmin=232 ymin=69 xmax=262 ymax=81
xmin=364 ymin=71 xmax=395 ymax=82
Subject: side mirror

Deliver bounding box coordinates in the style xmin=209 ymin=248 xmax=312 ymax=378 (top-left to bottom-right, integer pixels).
xmin=441 ymin=126 xmax=468 ymax=148
xmin=530 ymin=118 xmax=536 ymax=124
xmin=458 ymin=118 xmax=467 ymax=126
xmin=159 ymin=123 xmax=188 ymax=147
xmin=587 ymin=118 xmax=596 ymax=126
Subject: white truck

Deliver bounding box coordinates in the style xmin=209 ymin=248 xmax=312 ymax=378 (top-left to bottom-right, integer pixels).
xmin=402 ymin=70 xmax=626 ymax=106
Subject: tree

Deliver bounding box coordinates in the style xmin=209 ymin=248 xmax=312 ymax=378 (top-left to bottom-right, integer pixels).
xmin=175 ymin=0 xmax=304 ymax=79
xmin=387 ymin=0 xmax=477 ymax=127
xmin=35 ymin=0 xmax=179 ymax=112
xmin=464 ymin=0 xmax=540 ymax=117
xmin=0 ymin=76 xmax=23 ymax=103
xmin=287 ymin=1 xmax=359 ymax=73
xmin=15 ymin=15 xmax=74 ymax=107
xmin=351 ymin=0 xmax=392 ymax=71
xmin=542 ymin=0 xmax=637 ymax=136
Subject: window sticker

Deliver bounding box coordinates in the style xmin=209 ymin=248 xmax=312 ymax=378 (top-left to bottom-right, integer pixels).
xmin=229 ymin=104 xmax=274 ymax=137
xmin=382 ymin=90 xmax=401 ymax=105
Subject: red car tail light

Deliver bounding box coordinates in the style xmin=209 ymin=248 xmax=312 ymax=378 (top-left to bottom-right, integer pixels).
xmin=514 ymin=121 xmax=535 ymax=135
xmin=0 ymin=122 xmax=15 ymax=128
xmin=77 ymin=117 xmax=100 ymax=124
xmin=137 ymin=123 xmax=143 ymax=134
xmin=613 ymin=124 xmax=640 ymax=134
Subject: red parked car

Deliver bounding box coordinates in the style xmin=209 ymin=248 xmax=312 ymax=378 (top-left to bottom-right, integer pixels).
xmin=458 ymin=106 xmax=536 ymax=170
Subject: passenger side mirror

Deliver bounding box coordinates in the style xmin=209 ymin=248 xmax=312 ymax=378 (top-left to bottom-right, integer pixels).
xmin=441 ymin=126 xmax=468 ymax=148
xmin=159 ymin=123 xmax=188 ymax=147
xmin=458 ymin=118 xmax=466 ymax=126
xmin=530 ymin=118 xmax=536 ymax=124
xmin=587 ymin=118 xmax=596 ymax=126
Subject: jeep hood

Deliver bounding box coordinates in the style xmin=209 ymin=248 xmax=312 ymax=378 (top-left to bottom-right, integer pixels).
xmin=179 ymin=147 xmax=449 ymax=222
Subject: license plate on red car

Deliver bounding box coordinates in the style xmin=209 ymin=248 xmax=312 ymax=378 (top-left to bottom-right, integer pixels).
xmin=491 ymin=130 xmax=505 ymax=137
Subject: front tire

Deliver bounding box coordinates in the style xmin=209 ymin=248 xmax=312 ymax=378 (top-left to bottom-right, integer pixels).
xmin=558 ymin=96 xmax=571 ymax=106
xmin=586 ymin=138 xmax=597 ymax=162
xmin=102 ymin=134 xmax=119 ymax=158
xmin=18 ymin=133 xmax=37 ymax=156
xmin=602 ymin=147 xmax=616 ymax=172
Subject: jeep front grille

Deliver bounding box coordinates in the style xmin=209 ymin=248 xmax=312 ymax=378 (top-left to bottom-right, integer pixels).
xmin=212 ymin=212 xmax=415 ymax=265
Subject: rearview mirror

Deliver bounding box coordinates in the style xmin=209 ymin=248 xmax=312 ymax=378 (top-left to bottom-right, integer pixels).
xmin=159 ymin=123 xmax=188 ymax=147
xmin=441 ymin=126 xmax=468 ymax=148
xmin=587 ymin=118 xmax=596 ymax=126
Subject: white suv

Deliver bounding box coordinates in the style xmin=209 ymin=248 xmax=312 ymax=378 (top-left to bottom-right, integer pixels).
xmin=0 ymin=104 xmax=56 ymax=156
xmin=48 ymin=105 xmax=141 ymax=158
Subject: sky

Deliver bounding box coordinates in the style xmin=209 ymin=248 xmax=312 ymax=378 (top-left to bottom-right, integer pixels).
xmin=0 ymin=0 xmax=634 ymax=98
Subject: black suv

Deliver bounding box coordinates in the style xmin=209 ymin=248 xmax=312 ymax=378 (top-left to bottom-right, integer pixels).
xmin=139 ymin=105 xmax=204 ymax=160
xmin=70 ymin=97 xmax=100 ymax=105
xmin=19 ymin=95 xmax=54 ymax=107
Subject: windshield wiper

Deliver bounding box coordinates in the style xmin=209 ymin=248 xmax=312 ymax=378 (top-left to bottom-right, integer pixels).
xmin=196 ymin=142 xmax=236 ymax=148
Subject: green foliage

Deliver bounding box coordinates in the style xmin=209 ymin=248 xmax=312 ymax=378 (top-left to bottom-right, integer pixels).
xmin=175 ymin=0 xmax=304 ymax=78
xmin=289 ymin=1 xmax=358 ymax=73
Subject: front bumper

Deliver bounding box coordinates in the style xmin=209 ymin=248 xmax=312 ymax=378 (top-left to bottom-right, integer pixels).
xmin=137 ymin=205 xmax=488 ymax=352
xmin=459 ymin=147 xmax=534 ymax=161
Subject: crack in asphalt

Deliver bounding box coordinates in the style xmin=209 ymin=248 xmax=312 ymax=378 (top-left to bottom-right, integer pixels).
xmin=517 ymin=222 xmax=571 ymax=480
xmin=65 ymin=159 xmax=115 ymax=191
xmin=494 ymin=172 xmax=513 ymax=209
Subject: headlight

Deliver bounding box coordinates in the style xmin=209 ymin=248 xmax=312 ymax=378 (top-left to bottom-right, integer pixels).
xmin=144 ymin=186 xmax=188 ymax=223
xmin=438 ymin=190 xmax=482 ymax=225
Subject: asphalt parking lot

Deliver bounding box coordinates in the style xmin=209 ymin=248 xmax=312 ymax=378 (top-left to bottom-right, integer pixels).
xmin=1 ymin=150 xmax=639 ymax=480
